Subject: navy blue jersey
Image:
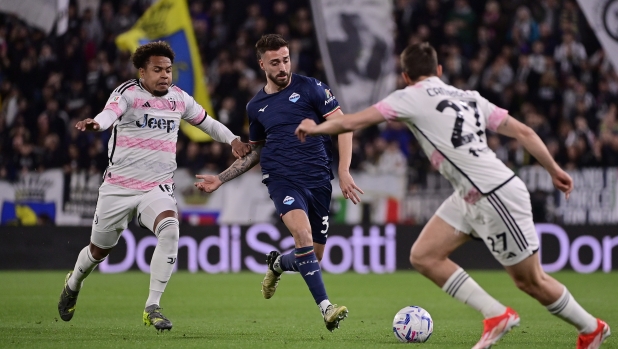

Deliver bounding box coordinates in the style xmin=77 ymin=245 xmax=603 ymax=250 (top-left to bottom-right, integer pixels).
xmin=247 ymin=74 xmax=341 ymax=188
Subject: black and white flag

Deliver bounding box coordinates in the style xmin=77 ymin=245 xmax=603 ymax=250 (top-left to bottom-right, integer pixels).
xmin=311 ymin=0 xmax=396 ymax=113
xmin=577 ymin=0 xmax=618 ymax=72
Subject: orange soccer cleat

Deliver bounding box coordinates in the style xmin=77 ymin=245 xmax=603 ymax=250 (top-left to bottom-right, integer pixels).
xmin=472 ymin=307 xmax=520 ymax=349
xmin=577 ymin=319 xmax=611 ymax=349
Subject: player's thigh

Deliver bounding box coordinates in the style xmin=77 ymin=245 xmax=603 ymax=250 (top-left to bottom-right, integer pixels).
xmin=412 ymin=214 xmax=471 ymax=262
xmin=470 ymin=178 xmax=539 ymax=267
xmin=91 ymin=183 xmax=140 ymax=249
xmin=267 ymin=181 xmax=312 ymax=234
xmin=307 ymin=184 xmax=332 ymax=245
xmin=412 ymin=193 xmax=474 ymax=259
xmin=136 ymin=184 xmax=178 ymax=234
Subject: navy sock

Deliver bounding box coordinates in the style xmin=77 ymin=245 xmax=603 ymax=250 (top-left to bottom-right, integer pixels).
xmin=295 ymin=246 xmax=328 ymax=304
xmin=279 ymin=252 xmax=299 ymax=272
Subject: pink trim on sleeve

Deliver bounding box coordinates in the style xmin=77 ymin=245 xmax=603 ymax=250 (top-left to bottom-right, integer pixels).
xmin=373 ymin=101 xmax=398 ymax=121
xmin=104 ymin=103 xmax=123 ymax=117
xmin=487 ymin=107 xmax=508 ymax=131
xmin=187 ymin=110 xmax=206 ymax=125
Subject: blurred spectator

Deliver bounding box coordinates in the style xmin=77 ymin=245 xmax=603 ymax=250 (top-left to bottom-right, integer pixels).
xmin=509 ymin=6 xmax=539 ymax=53
xmin=554 ymin=31 xmax=587 ymax=76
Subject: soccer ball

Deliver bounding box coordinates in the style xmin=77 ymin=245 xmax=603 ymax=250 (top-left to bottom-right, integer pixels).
xmin=392 ymin=306 xmax=433 ymax=343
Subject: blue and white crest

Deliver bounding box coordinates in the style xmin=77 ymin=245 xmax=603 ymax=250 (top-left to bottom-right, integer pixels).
xmin=289 ymin=92 xmax=300 ymax=103
xmin=283 ymin=196 xmax=295 ymax=205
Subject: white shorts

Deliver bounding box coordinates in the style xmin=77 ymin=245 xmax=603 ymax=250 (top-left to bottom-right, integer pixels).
xmin=90 ymin=182 xmax=177 ymax=249
xmin=435 ymin=177 xmax=539 ymax=266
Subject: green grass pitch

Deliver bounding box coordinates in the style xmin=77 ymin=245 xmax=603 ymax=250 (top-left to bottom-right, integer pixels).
xmin=0 ymin=271 xmax=615 ymax=348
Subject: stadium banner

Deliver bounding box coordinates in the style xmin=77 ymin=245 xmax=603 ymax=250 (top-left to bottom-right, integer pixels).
xmin=310 ymin=0 xmax=397 ymax=113
xmin=519 ymin=167 xmax=618 ymax=225
xmin=2 ymin=223 xmax=617 ymax=273
xmin=576 ymin=0 xmax=618 ymax=72
xmin=1 ymin=167 xmax=617 ymax=226
xmin=115 ymin=0 xmax=214 ymax=142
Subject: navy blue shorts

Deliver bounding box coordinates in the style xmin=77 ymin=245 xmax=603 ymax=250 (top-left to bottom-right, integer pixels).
xmin=266 ymin=181 xmax=332 ymax=245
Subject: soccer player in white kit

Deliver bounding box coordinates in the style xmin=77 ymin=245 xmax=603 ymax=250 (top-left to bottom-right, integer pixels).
xmin=295 ymin=43 xmax=610 ymax=349
xmin=57 ymin=41 xmax=251 ymax=331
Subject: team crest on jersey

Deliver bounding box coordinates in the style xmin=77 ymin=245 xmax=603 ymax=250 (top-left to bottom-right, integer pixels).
xmin=283 ymin=196 xmax=295 ymax=205
xmin=324 ymin=89 xmax=335 ymax=105
xmin=167 ymin=96 xmax=177 ymax=111
xmin=289 ymin=92 xmax=300 ymax=103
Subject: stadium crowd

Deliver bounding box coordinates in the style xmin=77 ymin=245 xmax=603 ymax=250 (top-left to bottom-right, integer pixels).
xmin=0 ymin=0 xmax=617 ymax=189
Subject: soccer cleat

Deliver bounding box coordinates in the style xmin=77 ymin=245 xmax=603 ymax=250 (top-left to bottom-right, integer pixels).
xmin=143 ymin=305 xmax=173 ymax=332
xmin=577 ymin=319 xmax=611 ymax=349
xmin=261 ymin=251 xmax=282 ymax=299
xmin=323 ymin=304 xmax=349 ymax=332
xmin=472 ymin=307 xmax=520 ymax=349
xmin=58 ymin=271 xmax=80 ymax=321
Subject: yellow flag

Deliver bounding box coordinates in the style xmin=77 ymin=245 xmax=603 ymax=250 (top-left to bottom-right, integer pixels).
xmin=116 ymin=0 xmax=213 ymax=142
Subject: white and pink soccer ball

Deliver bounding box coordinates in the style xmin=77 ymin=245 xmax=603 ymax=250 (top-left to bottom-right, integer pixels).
xmin=392 ymin=306 xmax=433 ymax=343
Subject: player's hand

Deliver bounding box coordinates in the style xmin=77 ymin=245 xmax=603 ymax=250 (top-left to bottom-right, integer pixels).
xmin=295 ymin=119 xmax=317 ymax=142
xmin=231 ymin=138 xmax=251 ymax=159
xmin=551 ymin=168 xmax=573 ymax=200
xmin=194 ymin=174 xmax=223 ymax=193
xmin=338 ymin=171 xmax=364 ymax=204
xmin=75 ymin=118 xmax=100 ymax=131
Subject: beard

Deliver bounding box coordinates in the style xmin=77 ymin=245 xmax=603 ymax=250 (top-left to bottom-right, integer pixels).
xmin=152 ymin=88 xmax=168 ymax=97
xmin=267 ymin=72 xmax=290 ymax=88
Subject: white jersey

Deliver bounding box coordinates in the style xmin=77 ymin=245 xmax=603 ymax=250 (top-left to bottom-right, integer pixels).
xmin=99 ymin=79 xmax=237 ymax=191
xmin=374 ymin=77 xmax=514 ymax=202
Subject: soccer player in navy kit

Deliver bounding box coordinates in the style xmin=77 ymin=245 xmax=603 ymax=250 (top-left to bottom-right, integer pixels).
xmin=195 ymin=34 xmax=363 ymax=331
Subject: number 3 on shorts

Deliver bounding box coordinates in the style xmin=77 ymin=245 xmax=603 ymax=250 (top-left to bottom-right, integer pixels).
xmin=321 ymin=216 xmax=329 ymax=234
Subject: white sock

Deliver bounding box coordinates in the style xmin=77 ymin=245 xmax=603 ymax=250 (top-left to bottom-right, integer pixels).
xmin=546 ymin=287 xmax=597 ymax=333
xmin=68 ymin=246 xmax=104 ymax=291
xmin=146 ymin=290 xmax=163 ymax=308
xmin=442 ymin=268 xmax=506 ymax=318
xmin=319 ymin=299 xmax=332 ymax=315
xmin=146 ymin=218 xmax=179 ymax=308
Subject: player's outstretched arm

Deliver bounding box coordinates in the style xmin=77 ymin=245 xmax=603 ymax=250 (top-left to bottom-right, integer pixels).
xmin=496 ymin=115 xmax=573 ymax=199
xmin=295 ymin=106 xmax=385 ymax=141
xmin=194 ymin=143 xmax=263 ymax=193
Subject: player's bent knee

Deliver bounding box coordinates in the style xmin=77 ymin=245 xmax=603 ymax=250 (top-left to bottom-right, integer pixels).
xmin=89 ymin=243 xmax=112 ymax=261
xmin=155 ymin=217 xmax=180 ymax=254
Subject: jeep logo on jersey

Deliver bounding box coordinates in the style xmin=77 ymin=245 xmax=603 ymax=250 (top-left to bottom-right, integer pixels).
xmin=289 ymin=92 xmax=300 ymax=103
xmin=283 ymin=196 xmax=295 ymax=205
xmin=136 ymin=114 xmax=176 ymax=133
xmin=324 ymin=89 xmax=335 ymax=105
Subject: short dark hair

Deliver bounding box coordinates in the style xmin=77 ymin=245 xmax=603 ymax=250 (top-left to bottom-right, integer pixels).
xmin=400 ymin=42 xmax=438 ymax=81
xmin=131 ymin=41 xmax=175 ymax=69
xmin=255 ymin=34 xmax=289 ymax=60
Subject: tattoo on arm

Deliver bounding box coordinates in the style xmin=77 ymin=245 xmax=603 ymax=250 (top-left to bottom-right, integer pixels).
xmin=218 ymin=143 xmax=263 ymax=183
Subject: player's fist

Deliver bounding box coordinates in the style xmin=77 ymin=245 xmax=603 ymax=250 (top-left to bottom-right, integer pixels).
xmin=231 ymin=138 xmax=251 ymax=159
xmin=551 ymin=168 xmax=573 ymax=200
xmin=75 ymin=118 xmax=100 ymax=131
xmin=194 ymin=174 xmax=223 ymax=193
xmin=295 ymin=119 xmax=317 ymax=142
